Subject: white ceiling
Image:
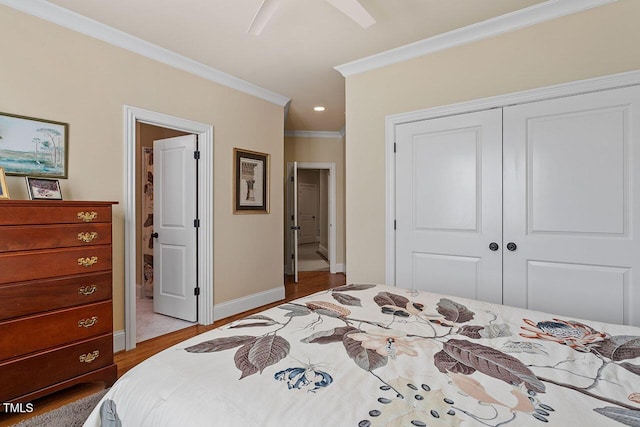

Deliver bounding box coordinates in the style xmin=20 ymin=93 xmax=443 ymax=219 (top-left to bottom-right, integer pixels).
xmin=39 ymin=0 xmax=549 ymax=131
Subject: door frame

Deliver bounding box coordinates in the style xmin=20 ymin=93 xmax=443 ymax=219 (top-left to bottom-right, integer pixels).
xmin=385 ymin=70 xmax=640 ymax=286
xmin=124 ymin=105 xmax=214 ymax=350
xmin=286 ymin=162 xmax=337 ymax=274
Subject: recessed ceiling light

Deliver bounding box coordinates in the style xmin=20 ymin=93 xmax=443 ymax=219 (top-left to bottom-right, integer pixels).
xmin=314 ymin=106 xmax=326 ymax=112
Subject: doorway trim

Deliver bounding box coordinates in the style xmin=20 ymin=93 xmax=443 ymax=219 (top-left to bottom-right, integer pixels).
xmin=286 ymin=162 xmax=337 ymax=274
xmin=124 ymin=105 xmax=214 ymax=350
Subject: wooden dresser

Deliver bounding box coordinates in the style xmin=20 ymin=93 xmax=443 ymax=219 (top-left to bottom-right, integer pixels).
xmin=0 ymin=200 xmax=118 ymax=404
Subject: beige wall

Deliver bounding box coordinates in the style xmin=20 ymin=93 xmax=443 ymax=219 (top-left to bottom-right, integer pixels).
xmin=284 ymin=136 xmax=346 ymax=267
xmin=345 ymin=0 xmax=640 ymax=284
xmin=0 ymin=6 xmax=285 ymax=331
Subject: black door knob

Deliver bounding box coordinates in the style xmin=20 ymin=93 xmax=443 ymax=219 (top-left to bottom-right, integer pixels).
xmin=489 ymin=242 xmax=499 ymax=251
xmin=151 ymin=232 xmax=159 ymax=238
xmin=507 ymin=242 xmax=517 ymax=251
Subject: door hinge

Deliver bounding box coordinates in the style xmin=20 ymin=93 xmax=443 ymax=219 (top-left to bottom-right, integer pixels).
xmin=394 ymin=220 xmax=397 ymax=230
xmin=194 ymin=150 xmax=201 ymax=160
xmin=394 ymin=143 xmax=397 ymax=153
xmin=194 ymin=287 xmax=200 ymax=296
xmin=194 ymin=219 xmax=200 ymax=228
xmin=291 ymin=254 xmax=295 ymax=260
xmin=290 ymin=176 xmax=294 ymax=182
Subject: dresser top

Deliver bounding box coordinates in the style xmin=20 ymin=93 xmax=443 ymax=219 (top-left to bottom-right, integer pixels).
xmin=0 ymin=200 xmax=118 ymax=207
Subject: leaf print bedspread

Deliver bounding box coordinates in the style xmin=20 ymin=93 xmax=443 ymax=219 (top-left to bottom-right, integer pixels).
xmin=83 ymin=284 xmax=640 ymax=427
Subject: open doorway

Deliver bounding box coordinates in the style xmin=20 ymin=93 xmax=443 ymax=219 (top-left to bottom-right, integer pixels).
xmin=297 ymin=169 xmax=329 ymax=272
xmin=123 ymin=105 xmax=215 ymax=351
xmin=136 ymin=123 xmax=196 ymax=343
xmin=286 ymin=162 xmax=337 ymax=281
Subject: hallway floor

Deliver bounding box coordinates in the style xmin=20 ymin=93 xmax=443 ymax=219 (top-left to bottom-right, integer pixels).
xmin=136 ymin=298 xmax=196 ymax=343
xmin=298 ymin=242 xmax=330 ymax=271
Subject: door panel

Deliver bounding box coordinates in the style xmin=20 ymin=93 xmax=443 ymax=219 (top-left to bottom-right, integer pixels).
xmin=412 ymin=253 xmax=480 ymax=299
xmin=395 ymin=109 xmax=503 ymax=303
xmin=528 ymin=107 xmax=625 ymax=235
xmin=298 ymin=183 xmax=318 ymax=244
xmin=413 ymin=129 xmax=480 ymax=231
xmin=503 ymin=86 xmax=640 ymax=326
xmin=153 ymin=135 xmax=197 ymax=322
xmin=527 ymin=261 xmax=628 ymax=325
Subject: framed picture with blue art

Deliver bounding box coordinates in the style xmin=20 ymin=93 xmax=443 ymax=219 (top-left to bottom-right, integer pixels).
xmin=0 ymin=112 xmax=68 ymax=178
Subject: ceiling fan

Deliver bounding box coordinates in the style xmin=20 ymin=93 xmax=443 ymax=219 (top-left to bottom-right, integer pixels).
xmin=248 ymin=0 xmax=376 ymax=35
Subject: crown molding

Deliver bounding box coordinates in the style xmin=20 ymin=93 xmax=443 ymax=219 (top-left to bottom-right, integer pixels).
xmin=1 ymin=0 xmax=291 ymax=107
xmin=285 ymin=130 xmax=344 ymax=139
xmin=335 ymin=0 xmax=619 ymax=77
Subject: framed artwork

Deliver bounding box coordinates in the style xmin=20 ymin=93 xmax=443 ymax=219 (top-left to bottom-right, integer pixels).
xmin=233 ymin=148 xmax=269 ymax=214
xmin=0 ymin=168 xmax=9 ymax=200
xmin=25 ymin=177 xmax=63 ymax=200
xmin=0 ymin=112 xmax=69 ymax=178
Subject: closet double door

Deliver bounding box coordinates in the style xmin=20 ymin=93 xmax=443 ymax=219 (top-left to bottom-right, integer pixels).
xmin=396 ymin=85 xmax=640 ymax=326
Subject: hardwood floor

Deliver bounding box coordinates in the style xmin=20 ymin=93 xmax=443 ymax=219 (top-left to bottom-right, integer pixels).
xmin=0 ymin=272 xmax=345 ymax=426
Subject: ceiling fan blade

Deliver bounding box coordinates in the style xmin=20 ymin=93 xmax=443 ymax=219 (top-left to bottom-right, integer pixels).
xmin=248 ymin=0 xmax=281 ymax=35
xmin=324 ymin=0 xmax=375 ymax=28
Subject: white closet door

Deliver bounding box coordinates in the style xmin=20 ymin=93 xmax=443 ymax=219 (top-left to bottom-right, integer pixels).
xmin=503 ymin=86 xmax=640 ymax=326
xmin=395 ymin=109 xmax=503 ymax=303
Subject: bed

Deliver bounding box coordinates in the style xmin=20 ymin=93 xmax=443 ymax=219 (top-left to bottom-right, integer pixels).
xmin=84 ymin=284 xmax=640 ymax=426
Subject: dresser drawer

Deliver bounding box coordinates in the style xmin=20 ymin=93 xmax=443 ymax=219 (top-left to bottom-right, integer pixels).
xmin=0 ymin=246 xmax=112 ymax=285
xmin=0 ymin=204 xmax=112 ymax=226
xmin=0 ymin=223 xmax=112 ymax=252
xmin=0 ymin=334 xmax=113 ymax=402
xmin=0 ymin=301 xmax=112 ymax=360
xmin=0 ymin=272 xmax=112 ymax=321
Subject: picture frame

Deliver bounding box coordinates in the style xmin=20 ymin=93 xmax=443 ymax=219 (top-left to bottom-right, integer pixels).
xmin=0 ymin=112 xmax=69 ymax=178
xmin=0 ymin=167 xmax=9 ymax=200
xmin=25 ymin=177 xmax=63 ymax=200
xmin=233 ymin=148 xmax=269 ymax=214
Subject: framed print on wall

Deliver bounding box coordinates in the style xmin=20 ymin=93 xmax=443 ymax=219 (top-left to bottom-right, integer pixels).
xmin=25 ymin=177 xmax=63 ymax=200
xmin=234 ymin=148 xmax=269 ymax=214
xmin=0 ymin=112 xmax=69 ymax=178
xmin=0 ymin=168 xmax=9 ymax=200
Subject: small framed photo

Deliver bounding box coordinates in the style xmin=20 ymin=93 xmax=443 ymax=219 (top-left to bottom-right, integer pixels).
xmin=0 ymin=112 xmax=69 ymax=178
xmin=0 ymin=167 xmax=9 ymax=200
xmin=25 ymin=177 xmax=63 ymax=200
xmin=233 ymin=148 xmax=269 ymax=214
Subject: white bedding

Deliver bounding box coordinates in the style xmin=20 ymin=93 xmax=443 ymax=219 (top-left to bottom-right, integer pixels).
xmin=84 ymin=284 xmax=640 ymax=426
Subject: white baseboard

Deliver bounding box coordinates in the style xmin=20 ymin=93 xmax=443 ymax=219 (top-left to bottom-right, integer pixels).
xmin=318 ymin=244 xmax=328 ymax=258
xmin=114 ymin=330 xmax=126 ymax=353
xmin=213 ymin=285 xmax=285 ymax=321
xmin=334 ymin=263 xmax=345 ymax=273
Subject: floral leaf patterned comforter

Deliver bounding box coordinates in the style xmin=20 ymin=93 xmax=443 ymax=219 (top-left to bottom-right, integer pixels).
xmin=84 ymin=285 xmax=640 ymax=427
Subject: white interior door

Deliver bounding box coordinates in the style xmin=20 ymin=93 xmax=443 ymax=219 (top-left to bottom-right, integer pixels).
xmin=298 ymin=183 xmax=318 ymax=245
xmin=395 ymin=109 xmax=503 ymax=303
xmin=287 ymin=162 xmax=299 ymax=282
xmin=503 ymin=86 xmax=640 ymax=326
xmin=153 ymin=135 xmax=198 ymax=321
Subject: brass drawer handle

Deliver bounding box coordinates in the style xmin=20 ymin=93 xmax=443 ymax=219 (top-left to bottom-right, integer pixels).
xmin=79 ymin=350 xmax=100 ymax=363
xmin=78 ymin=316 xmax=98 ymax=328
xmin=77 ymin=256 xmax=98 ymax=267
xmin=77 ymin=211 xmax=98 ymax=222
xmin=77 ymin=232 xmax=99 ymax=243
xmin=78 ymin=284 xmax=98 ymax=295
